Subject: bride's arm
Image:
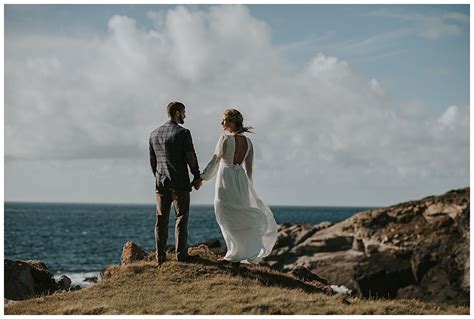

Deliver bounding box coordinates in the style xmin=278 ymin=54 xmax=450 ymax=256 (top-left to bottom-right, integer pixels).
xmin=244 ymin=139 xmax=253 ymax=182
xmin=200 ymin=135 xmax=226 ymax=181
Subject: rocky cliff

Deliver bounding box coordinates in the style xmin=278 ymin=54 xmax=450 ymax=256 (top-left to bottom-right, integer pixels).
xmin=264 ymin=188 xmax=469 ymax=305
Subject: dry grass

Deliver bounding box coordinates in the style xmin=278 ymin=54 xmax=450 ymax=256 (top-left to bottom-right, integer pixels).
xmin=4 ymin=247 xmax=469 ymax=315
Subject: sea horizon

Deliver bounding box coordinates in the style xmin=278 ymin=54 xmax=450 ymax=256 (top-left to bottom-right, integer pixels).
xmin=4 ymin=200 xmax=380 ymax=210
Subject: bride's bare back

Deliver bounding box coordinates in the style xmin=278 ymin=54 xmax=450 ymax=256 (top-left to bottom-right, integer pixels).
xmin=233 ymin=135 xmax=248 ymax=165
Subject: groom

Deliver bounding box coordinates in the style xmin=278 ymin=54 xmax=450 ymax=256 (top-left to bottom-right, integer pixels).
xmin=149 ymin=101 xmax=202 ymax=263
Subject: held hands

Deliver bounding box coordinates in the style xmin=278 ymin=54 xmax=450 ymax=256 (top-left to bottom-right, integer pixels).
xmin=192 ymin=177 xmax=203 ymax=190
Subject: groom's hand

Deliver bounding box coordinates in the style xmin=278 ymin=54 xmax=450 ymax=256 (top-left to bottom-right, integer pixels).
xmin=192 ymin=177 xmax=203 ymax=190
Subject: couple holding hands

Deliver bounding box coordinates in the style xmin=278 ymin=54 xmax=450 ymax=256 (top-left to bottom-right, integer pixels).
xmin=149 ymin=101 xmax=277 ymax=264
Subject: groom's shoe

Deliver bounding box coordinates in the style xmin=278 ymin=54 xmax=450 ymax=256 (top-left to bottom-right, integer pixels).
xmin=156 ymin=255 xmax=167 ymax=265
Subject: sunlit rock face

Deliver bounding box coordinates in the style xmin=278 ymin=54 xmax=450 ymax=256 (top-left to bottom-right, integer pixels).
xmin=265 ymin=187 xmax=470 ymax=305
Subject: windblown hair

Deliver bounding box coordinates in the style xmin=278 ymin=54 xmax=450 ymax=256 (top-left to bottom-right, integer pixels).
xmin=224 ymin=108 xmax=254 ymax=134
xmin=166 ymin=101 xmax=185 ymax=117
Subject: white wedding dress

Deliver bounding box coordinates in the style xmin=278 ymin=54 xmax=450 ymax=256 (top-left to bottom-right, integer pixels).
xmin=201 ymin=133 xmax=278 ymax=263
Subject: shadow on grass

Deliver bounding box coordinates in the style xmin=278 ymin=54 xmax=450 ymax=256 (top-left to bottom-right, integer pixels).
xmin=184 ymin=253 xmax=328 ymax=294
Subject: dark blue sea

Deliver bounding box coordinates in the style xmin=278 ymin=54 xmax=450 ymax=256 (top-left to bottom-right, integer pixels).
xmin=4 ymin=202 xmax=375 ymax=285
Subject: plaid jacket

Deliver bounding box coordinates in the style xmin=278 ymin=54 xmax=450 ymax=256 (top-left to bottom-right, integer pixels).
xmin=149 ymin=120 xmax=200 ymax=193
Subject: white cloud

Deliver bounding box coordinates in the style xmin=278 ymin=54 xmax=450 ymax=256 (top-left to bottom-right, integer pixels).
xmin=4 ymin=5 xmax=469 ymax=205
xmin=368 ymin=9 xmax=469 ymax=40
xmin=399 ymin=99 xmax=430 ymax=119
xmin=438 ymin=105 xmax=460 ymax=128
xmin=419 ymin=17 xmax=463 ymax=40
xmin=369 ymin=78 xmax=384 ymax=95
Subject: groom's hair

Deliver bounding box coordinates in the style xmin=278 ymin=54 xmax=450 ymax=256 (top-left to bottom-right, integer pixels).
xmin=167 ymin=101 xmax=185 ymax=117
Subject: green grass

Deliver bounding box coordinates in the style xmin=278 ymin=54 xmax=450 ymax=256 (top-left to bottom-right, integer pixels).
xmin=4 ymin=246 xmax=469 ymax=315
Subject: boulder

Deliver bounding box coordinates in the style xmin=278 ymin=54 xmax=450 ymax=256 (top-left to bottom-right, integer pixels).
xmin=5 ymin=259 xmax=58 ymax=300
xmin=121 ymin=241 xmax=147 ymax=265
xmin=57 ymin=275 xmax=72 ymax=290
xmin=4 ymin=259 xmax=35 ymax=300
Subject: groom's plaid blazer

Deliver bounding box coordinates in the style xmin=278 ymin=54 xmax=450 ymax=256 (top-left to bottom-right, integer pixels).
xmin=149 ymin=120 xmax=200 ymax=194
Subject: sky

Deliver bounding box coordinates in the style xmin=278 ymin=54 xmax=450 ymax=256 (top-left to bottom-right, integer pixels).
xmin=4 ymin=4 xmax=470 ymax=206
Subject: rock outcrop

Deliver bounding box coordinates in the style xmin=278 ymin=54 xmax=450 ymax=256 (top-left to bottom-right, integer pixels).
xmin=264 ymin=187 xmax=470 ymax=305
xmin=121 ymin=241 xmax=148 ymax=265
xmin=5 ymin=259 xmax=82 ymax=301
xmin=5 ymin=259 xmax=58 ymax=300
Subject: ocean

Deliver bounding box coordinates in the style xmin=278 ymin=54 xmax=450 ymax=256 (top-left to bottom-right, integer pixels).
xmin=4 ymin=202 xmax=375 ymax=286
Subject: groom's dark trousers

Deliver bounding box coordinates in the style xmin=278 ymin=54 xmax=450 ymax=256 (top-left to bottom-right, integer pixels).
xmin=155 ymin=191 xmax=190 ymax=261
xmin=149 ymin=120 xmax=200 ymax=262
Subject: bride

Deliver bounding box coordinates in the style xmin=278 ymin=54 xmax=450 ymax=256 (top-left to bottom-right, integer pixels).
xmin=200 ymin=109 xmax=278 ymax=263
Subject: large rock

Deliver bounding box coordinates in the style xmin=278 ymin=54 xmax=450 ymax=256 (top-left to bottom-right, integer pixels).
xmin=121 ymin=241 xmax=147 ymax=265
xmin=5 ymin=259 xmax=58 ymax=300
xmin=266 ymin=187 xmax=470 ymax=305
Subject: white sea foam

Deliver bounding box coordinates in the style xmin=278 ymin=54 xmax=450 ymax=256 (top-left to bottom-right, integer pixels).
xmin=54 ymin=271 xmax=100 ymax=288
xmin=330 ymin=284 xmax=351 ymax=295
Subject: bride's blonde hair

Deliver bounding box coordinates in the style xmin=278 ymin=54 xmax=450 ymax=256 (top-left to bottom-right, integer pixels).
xmin=224 ymin=109 xmax=254 ymax=134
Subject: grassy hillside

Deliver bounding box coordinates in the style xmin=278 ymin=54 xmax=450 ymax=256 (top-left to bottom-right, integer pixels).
xmin=4 ymin=247 xmax=469 ymax=315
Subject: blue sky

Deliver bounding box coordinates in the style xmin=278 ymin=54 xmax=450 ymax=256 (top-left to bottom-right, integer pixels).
xmin=4 ymin=4 xmax=470 ymax=205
